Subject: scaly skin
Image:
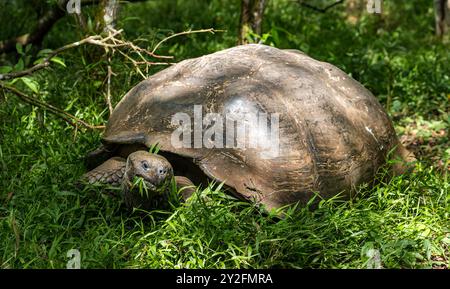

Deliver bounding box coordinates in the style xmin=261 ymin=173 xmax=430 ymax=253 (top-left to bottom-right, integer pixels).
xmin=83 ymin=157 xmax=126 ymax=186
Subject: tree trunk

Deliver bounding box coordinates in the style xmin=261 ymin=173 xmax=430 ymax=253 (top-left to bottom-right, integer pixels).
xmin=102 ymin=0 xmax=120 ymax=32
xmin=96 ymin=0 xmax=120 ymax=33
xmin=435 ymin=0 xmax=450 ymax=38
xmin=238 ymin=0 xmax=267 ymax=45
xmin=0 ymin=7 xmax=65 ymax=53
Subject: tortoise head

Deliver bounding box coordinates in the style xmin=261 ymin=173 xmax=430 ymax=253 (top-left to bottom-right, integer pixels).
xmin=123 ymin=151 xmax=174 ymax=197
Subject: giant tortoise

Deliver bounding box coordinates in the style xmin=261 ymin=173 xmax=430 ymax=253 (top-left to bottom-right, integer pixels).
xmin=82 ymin=44 xmax=414 ymax=211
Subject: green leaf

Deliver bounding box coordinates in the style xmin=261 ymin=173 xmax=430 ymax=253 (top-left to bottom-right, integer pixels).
xmin=271 ymin=27 xmax=280 ymax=46
xmin=0 ymin=66 xmax=12 ymax=74
xmin=20 ymin=77 xmax=40 ymax=94
xmin=93 ymin=80 xmax=103 ymax=88
xmin=87 ymin=17 xmax=94 ymax=33
xmin=423 ymin=239 xmax=432 ymax=260
xmin=16 ymin=43 xmax=23 ymax=55
xmin=25 ymin=44 xmax=32 ymax=53
xmin=122 ymin=16 xmax=140 ymax=22
xmin=149 ymin=143 xmax=161 ymax=154
xmin=442 ymin=236 xmax=450 ymax=245
xmin=50 ymin=57 xmax=66 ymax=67
xmin=33 ymin=57 xmax=46 ymax=65
xmin=37 ymin=49 xmax=52 ymax=57
xmin=14 ymin=58 xmax=24 ymax=71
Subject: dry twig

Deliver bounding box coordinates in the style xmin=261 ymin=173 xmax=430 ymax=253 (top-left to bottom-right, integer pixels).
xmin=152 ymin=28 xmax=222 ymax=54
xmin=0 ymin=27 xmax=222 ymax=130
xmin=0 ymin=0 xmax=150 ymax=53
xmin=0 ymin=82 xmax=105 ymax=130
xmin=106 ymin=58 xmax=114 ymax=114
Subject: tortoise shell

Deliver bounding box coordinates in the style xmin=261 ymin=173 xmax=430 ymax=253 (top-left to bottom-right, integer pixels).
xmin=100 ymin=44 xmax=409 ymax=210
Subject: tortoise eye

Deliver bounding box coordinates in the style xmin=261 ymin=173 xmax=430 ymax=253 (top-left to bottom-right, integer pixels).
xmin=141 ymin=161 xmax=150 ymax=171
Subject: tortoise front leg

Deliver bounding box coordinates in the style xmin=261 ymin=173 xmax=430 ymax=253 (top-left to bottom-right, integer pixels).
xmin=82 ymin=157 xmax=126 ymax=186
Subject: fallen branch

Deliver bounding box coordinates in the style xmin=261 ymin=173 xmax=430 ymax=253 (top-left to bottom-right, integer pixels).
xmin=0 ymin=0 xmax=149 ymax=54
xmin=0 ymin=82 xmax=105 ymax=130
xmin=0 ymin=27 xmax=221 ymax=131
xmin=106 ymin=57 xmax=114 ymax=114
xmin=0 ymin=29 xmax=148 ymax=81
xmin=0 ymin=27 xmax=223 ymax=81
xmin=151 ymin=28 xmax=223 ymax=54
xmin=0 ymin=30 xmax=120 ymax=80
xmin=0 ymin=7 xmax=65 ymax=54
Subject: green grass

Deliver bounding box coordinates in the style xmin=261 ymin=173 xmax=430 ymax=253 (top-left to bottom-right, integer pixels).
xmin=131 ymin=167 xmax=449 ymax=269
xmin=0 ymin=0 xmax=449 ymax=268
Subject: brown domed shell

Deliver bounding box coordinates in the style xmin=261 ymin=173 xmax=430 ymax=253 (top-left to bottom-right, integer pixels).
xmin=102 ymin=44 xmax=409 ymax=210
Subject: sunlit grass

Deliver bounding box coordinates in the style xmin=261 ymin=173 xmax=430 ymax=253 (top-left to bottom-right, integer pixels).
xmin=128 ymin=166 xmax=448 ymax=269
